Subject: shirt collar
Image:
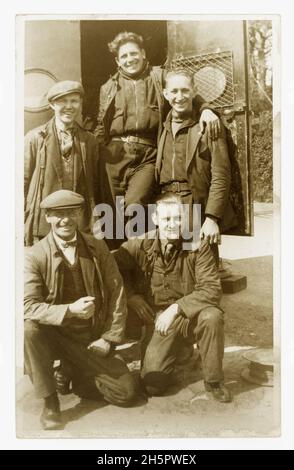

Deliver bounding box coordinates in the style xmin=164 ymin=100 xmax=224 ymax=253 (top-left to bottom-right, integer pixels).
xmin=153 ymin=231 xmax=183 ymax=255
xmin=118 ymin=60 xmax=150 ymax=80
xmin=53 ymin=231 xmax=77 ymax=251
xmin=164 ymin=108 xmax=198 ymax=132
xmin=54 ymin=117 xmax=77 ymax=134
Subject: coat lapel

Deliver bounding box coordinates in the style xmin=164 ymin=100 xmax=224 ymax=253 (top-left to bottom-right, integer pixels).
xmin=79 ymin=255 xmax=95 ymax=296
xmin=78 ymin=233 xmax=97 ymax=296
xmin=155 ymin=128 xmax=167 ymax=182
xmin=186 ymin=123 xmax=202 ymax=171
xmin=45 ymin=119 xmax=63 ymax=185
xmin=45 ymin=232 xmax=64 ymax=299
xmin=76 ymin=127 xmax=86 ymax=183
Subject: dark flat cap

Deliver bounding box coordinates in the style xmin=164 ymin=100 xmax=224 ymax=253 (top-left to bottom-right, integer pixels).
xmin=47 ymin=80 xmax=84 ymax=103
xmin=40 ymin=190 xmax=85 ymax=210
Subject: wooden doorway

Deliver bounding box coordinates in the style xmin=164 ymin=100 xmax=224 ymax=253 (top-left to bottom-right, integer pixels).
xmin=80 ymin=20 xmax=168 ymax=123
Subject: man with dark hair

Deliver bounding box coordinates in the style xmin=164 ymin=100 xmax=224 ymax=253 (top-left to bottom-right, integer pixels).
xmin=114 ymin=193 xmax=232 ymax=403
xmin=24 ymin=80 xmax=99 ymax=246
xmin=94 ymin=32 xmax=221 ymax=224
xmin=156 ymin=68 xmax=237 ymax=265
xmin=24 ymin=189 xmax=137 ymax=430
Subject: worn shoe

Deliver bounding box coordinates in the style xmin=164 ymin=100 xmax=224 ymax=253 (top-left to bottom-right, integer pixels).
xmin=40 ymin=393 xmax=63 ymax=430
xmin=54 ymin=367 xmax=72 ymax=395
xmin=204 ymin=381 xmax=232 ymax=403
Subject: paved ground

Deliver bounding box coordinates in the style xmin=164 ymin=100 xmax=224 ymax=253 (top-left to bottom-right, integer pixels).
xmin=16 ymin=203 xmax=278 ymax=438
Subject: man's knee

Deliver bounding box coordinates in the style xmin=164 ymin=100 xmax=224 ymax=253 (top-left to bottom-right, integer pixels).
xmin=198 ymin=307 xmax=224 ymax=329
xmin=95 ymin=372 xmax=137 ymax=406
xmin=24 ymin=320 xmax=42 ymax=343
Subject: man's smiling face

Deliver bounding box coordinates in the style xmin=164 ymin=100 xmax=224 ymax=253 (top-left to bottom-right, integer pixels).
xmin=163 ymin=74 xmax=195 ymax=116
xmin=116 ymin=41 xmax=146 ymax=76
xmin=50 ymin=92 xmax=82 ymax=127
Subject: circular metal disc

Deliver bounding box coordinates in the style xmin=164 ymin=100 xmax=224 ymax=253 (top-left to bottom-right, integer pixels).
xmin=242 ymin=348 xmax=274 ymax=367
xmin=194 ymin=66 xmax=226 ymax=103
xmin=25 ymin=68 xmax=58 ymax=113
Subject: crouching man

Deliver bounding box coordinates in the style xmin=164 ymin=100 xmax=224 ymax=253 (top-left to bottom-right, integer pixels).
xmin=24 ymin=190 xmax=137 ymax=430
xmin=114 ymin=193 xmax=232 ymax=403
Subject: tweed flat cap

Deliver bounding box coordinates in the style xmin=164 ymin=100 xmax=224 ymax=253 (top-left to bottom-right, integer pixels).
xmin=40 ymin=190 xmax=85 ymax=210
xmin=47 ymin=80 xmax=84 ymax=103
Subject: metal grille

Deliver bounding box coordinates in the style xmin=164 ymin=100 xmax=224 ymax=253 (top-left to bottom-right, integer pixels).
xmin=171 ymin=50 xmax=235 ymax=108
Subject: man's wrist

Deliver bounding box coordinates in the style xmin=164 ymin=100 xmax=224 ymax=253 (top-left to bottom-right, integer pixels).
xmin=65 ymin=305 xmax=73 ymax=319
xmin=205 ymin=214 xmax=219 ymax=223
xmin=175 ymin=303 xmax=186 ymax=318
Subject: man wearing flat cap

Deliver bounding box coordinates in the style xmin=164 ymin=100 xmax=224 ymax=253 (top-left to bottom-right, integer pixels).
xmin=24 ymin=80 xmax=99 ymax=246
xmin=24 ymin=190 xmax=137 ymax=430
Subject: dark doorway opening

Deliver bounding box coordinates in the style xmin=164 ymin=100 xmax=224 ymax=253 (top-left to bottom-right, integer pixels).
xmin=80 ymin=20 xmax=168 ymax=123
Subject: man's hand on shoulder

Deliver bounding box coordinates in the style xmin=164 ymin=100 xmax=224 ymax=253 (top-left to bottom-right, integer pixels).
xmin=155 ymin=303 xmax=180 ymax=336
xmin=199 ymin=109 xmax=221 ymax=140
xmin=200 ymin=217 xmax=220 ymax=245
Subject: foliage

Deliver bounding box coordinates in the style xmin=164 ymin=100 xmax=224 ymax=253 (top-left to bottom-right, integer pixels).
xmin=248 ymin=21 xmax=273 ymax=202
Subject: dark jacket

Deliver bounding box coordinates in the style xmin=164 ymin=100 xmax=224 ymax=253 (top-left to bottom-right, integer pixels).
xmin=94 ymin=66 xmax=166 ymax=146
xmin=24 ymin=118 xmax=99 ymax=245
xmin=114 ymin=233 xmax=222 ymax=320
xmin=24 ymin=230 xmax=127 ymax=344
xmin=94 ymin=66 xmax=209 ymax=146
xmin=155 ymin=113 xmax=238 ymax=232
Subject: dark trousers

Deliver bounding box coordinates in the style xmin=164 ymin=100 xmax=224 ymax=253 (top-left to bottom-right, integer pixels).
xmin=24 ymin=320 xmax=137 ymax=406
xmin=102 ymin=140 xmax=157 ymax=207
xmin=141 ymin=306 xmax=225 ymax=395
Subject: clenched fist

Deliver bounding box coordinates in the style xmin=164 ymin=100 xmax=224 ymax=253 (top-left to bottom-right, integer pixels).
xmin=68 ymin=296 xmax=95 ymax=320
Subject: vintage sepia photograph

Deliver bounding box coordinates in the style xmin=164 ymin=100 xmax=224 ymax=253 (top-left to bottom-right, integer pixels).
xmin=15 ymin=14 xmax=279 ymax=438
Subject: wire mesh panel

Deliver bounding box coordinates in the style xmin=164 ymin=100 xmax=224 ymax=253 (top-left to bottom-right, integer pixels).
xmin=171 ymin=50 xmax=235 ymax=108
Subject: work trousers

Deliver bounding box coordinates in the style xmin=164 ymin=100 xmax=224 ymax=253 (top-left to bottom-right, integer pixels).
xmin=24 ymin=320 xmax=137 ymax=406
xmin=102 ymin=140 xmax=157 ymax=207
xmin=141 ymin=306 xmax=225 ymax=395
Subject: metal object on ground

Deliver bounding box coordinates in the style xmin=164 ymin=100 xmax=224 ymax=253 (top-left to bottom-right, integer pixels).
xmin=241 ymin=348 xmax=274 ymax=387
xmin=219 ymin=259 xmax=247 ymax=294
xmin=221 ymin=274 xmax=247 ymax=294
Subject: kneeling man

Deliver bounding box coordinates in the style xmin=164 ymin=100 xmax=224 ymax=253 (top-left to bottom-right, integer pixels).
xmin=115 ymin=193 xmax=231 ymax=402
xmin=24 ymin=190 xmax=137 ymax=430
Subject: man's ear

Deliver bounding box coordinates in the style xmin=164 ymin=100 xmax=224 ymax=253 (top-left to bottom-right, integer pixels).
xmin=192 ymin=84 xmax=198 ymax=98
xmin=151 ymin=210 xmax=158 ymax=227
xmin=142 ymin=48 xmax=146 ymax=60
xmin=163 ymin=88 xmax=170 ymax=101
xmin=115 ymin=57 xmax=120 ymax=67
xmin=45 ymin=212 xmax=51 ymax=224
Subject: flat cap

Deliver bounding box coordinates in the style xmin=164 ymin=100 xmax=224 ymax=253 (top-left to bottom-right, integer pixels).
xmin=47 ymin=80 xmax=84 ymax=103
xmin=40 ymin=190 xmax=85 ymax=210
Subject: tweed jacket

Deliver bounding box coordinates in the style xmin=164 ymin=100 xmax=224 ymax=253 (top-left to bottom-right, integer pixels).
xmin=24 ymin=230 xmax=127 ymax=344
xmin=24 ymin=118 xmax=99 ymax=245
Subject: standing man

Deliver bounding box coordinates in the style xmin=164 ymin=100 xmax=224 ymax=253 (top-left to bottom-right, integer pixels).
xmin=115 ymin=193 xmax=232 ymax=403
xmin=24 ymin=80 xmax=99 ymax=246
xmin=156 ymin=69 xmax=237 ymax=264
xmin=95 ymin=31 xmax=221 ymax=217
xmin=24 ymin=190 xmax=137 ymax=430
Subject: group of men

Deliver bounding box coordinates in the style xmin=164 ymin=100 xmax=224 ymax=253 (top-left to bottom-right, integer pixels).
xmin=24 ymin=31 xmax=237 ymax=430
